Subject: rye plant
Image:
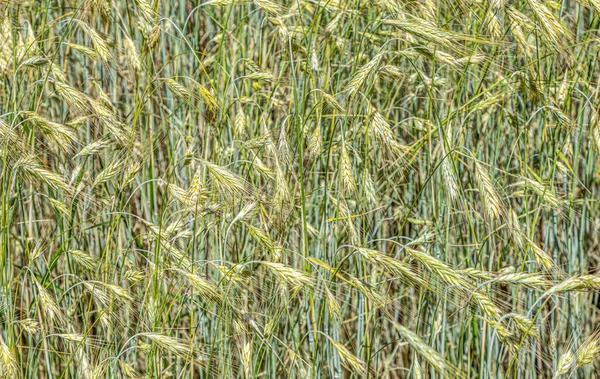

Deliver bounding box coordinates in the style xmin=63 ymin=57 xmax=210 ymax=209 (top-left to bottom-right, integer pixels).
xmin=1 ymin=0 xmax=600 ymax=377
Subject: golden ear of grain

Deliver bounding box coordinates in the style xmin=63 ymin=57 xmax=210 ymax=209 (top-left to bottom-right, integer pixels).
xmin=0 ymin=16 xmax=16 ymax=73
xmin=172 ymin=268 xmax=224 ymax=306
xmin=577 ymin=332 xmax=600 ymax=367
xmin=164 ymin=78 xmax=194 ymax=104
xmin=508 ymin=314 xmax=540 ymax=339
xmin=234 ymin=109 xmax=247 ymax=138
xmin=440 ymin=145 xmax=459 ymax=200
xmin=239 ymin=340 xmax=253 ymax=378
xmin=75 ymin=139 xmax=112 ymax=158
xmin=246 ymin=224 xmax=283 ymax=260
xmin=346 ymin=53 xmax=384 ymax=95
xmin=357 ymin=248 xmax=427 ymax=288
xmin=474 ymin=161 xmax=503 ymax=220
xmin=554 ymin=349 xmax=575 ymax=377
xmin=16 ymin=156 xmax=71 ymax=193
xmin=54 ymin=81 xmax=92 ymax=114
xmin=495 ymin=272 xmax=549 ymax=290
xmin=67 ymin=250 xmax=97 ymax=271
xmin=578 ymin=0 xmax=600 ymax=14
xmin=261 ymin=261 xmax=313 ymax=291
xmin=519 ymin=176 xmax=562 ymax=209
xmin=378 ymin=64 xmax=405 ymax=80
xmin=123 ymin=36 xmax=141 ymax=72
xmin=201 ymin=86 xmax=220 ymax=110
xmin=321 ymin=286 xmax=341 ymax=321
xmin=384 ymin=17 xmax=486 ymax=52
xmin=78 ymin=22 xmax=112 ymax=61
xmin=367 ymin=102 xmax=393 ymax=141
xmin=204 ymin=0 xmax=236 ymax=6
xmin=201 ymin=159 xmax=252 ymax=196
xmin=125 ymin=269 xmax=145 ymax=284
xmin=119 ymin=360 xmax=143 ymax=379
xmin=272 ymin=164 xmax=292 ymax=213
xmin=254 ymin=0 xmax=283 ymax=17
xmin=122 ymin=162 xmax=141 ymax=187
xmin=406 ymin=247 xmax=472 ymax=288
xmin=308 ymin=256 xmax=385 ymax=303
xmin=134 ymin=0 xmax=157 ymax=25
xmin=92 ymin=161 xmax=124 ymax=188
xmin=20 ymin=55 xmax=50 ymax=69
xmin=339 ymin=142 xmax=357 ymax=195
xmin=33 ymin=278 xmax=63 ymax=322
xmin=69 ymin=43 xmax=101 ymax=61
xmin=366 ymin=102 xmax=408 ymax=162
xmin=524 ymin=237 xmax=557 ymax=271
xmin=215 ymin=264 xmax=252 ymax=285
xmin=18 ymin=319 xmax=41 ymax=334
xmin=329 ymin=339 xmax=368 ymax=377
xmin=546 ymin=105 xmax=572 ymax=128
xmin=140 ymin=333 xmax=196 ymax=360
xmin=307 ymin=126 xmax=322 ymax=159
xmin=184 ymin=170 xmax=207 ymax=207
xmin=546 ymin=274 xmax=600 ymax=295
xmin=23 ymin=111 xmax=77 ymax=151
xmin=526 ymin=0 xmax=572 ymax=60
xmin=505 ymin=7 xmax=536 ymax=57
xmin=471 ymin=291 xmax=501 ymax=320
xmin=459 ymin=268 xmax=493 ymax=281
xmin=0 ymin=335 xmax=18 ymax=378
xmin=362 ymin=170 xmax=378 ymax=205
xmin=395 ymin=322 xmax=462 ymax=378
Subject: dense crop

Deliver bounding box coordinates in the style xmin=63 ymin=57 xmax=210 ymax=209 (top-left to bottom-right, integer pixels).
xmin=1 ymin=0 xmax=600 ymax=377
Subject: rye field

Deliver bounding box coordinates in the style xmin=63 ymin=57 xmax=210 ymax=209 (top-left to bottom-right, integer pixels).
xmin=2 ymin=0 xmax=600 ymax=377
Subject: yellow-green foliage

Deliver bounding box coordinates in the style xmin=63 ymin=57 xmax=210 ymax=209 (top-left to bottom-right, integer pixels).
xmin=1 ymin=0 xmax=600 ymax=378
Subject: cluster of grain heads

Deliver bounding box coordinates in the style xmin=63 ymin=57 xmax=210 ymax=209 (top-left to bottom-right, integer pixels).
xmin=405 ymin=246 xmax=472 ymax=288
xmin=577 ymin=333 xmax=600 ymax=368
xmin=555 ymin=349 xmax=576 ymax=377
xmin=346 ymin=52 xmax=385 ymax=96
xmin=1 ymin=0 xmax=600 ymax=376
xmin=328 ymin=337 xmax=368 ymax=377
xmin=394 ymin=322 xmax=461 ymax=378
xmin=356 ymin=247 xmax=427 ymax=288
xmin=0 ymin=335 xmax=18 ymax=378
xmin=554 ymin=331 xmax=600 ymax=377
xmin=474 ymin=160 xmax=504 ymax=220
xmin=546 ymin=274 xmax=600 ymax=295
xmin=494 ymin=271 xmax=548 ymax=290
xmin=260 ymin=261 xmax=313 ymax=292
xmin=440 ymin=147 xmax=460 ymax=201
